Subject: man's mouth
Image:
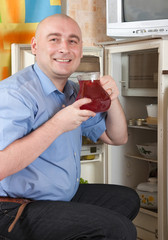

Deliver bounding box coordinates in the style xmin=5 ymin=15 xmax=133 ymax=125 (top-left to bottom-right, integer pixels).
xmin=54 ymin=59 xmax=71 ymax=63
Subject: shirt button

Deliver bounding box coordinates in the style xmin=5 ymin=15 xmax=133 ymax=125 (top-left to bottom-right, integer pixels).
xmin=74 ymin=152 xmax=76 ymax=156
xmin=77 ymin=178 xmax=79 ymax=182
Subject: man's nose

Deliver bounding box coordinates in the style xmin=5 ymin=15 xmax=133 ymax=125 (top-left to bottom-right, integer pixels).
xmin=58 ymin=40 xmax=70 ymax=53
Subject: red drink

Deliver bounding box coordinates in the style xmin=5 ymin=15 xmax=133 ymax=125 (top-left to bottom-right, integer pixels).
xmin=76 ymin=79 xmax=111 ymax=113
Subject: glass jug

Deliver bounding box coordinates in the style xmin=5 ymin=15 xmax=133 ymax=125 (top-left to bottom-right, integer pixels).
xmin=76 ymin=72 xmax=111 ymax=113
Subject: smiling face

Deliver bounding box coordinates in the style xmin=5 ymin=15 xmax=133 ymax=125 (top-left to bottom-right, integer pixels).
xmin=31 ymin=14 xmax=83 ymax=90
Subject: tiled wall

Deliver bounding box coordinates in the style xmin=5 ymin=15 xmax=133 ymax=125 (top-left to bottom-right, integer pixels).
xmin=67 ymin=0 xmax=112 ymax=46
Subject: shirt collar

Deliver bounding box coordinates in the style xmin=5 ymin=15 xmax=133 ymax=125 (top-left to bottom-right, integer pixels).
xmin=33 ymin=63 xmax=74 ymax=98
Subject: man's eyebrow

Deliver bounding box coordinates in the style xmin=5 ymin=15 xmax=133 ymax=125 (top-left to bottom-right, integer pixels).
xmin=69 ymin=34 xmax=81 ymax=42
xmin=47 ymin=33 xmax=80 ymax=42
xmin=47 ymin=33 xmax=61 ymax=38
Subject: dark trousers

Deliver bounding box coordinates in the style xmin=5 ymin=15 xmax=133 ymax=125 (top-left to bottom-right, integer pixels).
xmin=0 ymin=184 xmax=140 ymax=240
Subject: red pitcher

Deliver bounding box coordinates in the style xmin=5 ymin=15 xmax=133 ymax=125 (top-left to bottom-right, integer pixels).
xmin=76 ymin=72 xmax=111 ymax=113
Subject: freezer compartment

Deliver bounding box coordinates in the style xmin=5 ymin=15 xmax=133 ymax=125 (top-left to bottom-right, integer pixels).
xmin=128 ymin=49 xmax=158 ymax=89
xmin=109 ymin=47 xmax=158 ymax=97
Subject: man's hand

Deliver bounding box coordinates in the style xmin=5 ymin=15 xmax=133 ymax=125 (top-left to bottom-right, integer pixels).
xmin=100 ymin=75 xmax=119 ymax=101
xmin=53 ymin=98 xmax=96 ymax=133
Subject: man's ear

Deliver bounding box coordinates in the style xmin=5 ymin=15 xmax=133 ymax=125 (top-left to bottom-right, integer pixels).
xmin=31 ymin=37 xmax=37 ymax=55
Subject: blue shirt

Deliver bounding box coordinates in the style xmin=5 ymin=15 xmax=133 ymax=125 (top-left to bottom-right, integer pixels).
xmin=0 ymin=63 xmax=106 ymax=201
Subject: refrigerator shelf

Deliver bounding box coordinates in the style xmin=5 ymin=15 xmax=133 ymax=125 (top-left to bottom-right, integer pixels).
xmin=140 ymin=207 xmax=158 ymax=218
xmin=125 ymin=153 xmax=157 ymax=163
xmin=80 ymin=159 xmax=102 ymax=164
xmin=128 ymin=125 xmax=157 ymax=131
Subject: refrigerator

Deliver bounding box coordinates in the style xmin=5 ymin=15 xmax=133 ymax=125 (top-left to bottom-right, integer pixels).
xmin=11 ymin=36 xmax=168 ymax=240
xmin=100 ymin=36 xmax=168 ymax=240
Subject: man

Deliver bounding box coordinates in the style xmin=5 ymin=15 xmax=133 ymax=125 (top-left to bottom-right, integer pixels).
xmin=0 ymin=14 xmax=139 ymax=239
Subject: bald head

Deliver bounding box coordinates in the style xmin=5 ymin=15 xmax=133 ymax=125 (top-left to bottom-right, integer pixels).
xmin=35 ymin=14 xmax=82 ymax=39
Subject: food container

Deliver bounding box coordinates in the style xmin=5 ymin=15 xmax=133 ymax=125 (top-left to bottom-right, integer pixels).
xmin=146 ymin=104 xmax=158 ymax=118
xmin=136 ymin=178 xmax=158 ymax=209
xmin=136 ymin=142 xmax=157 ymax=159
xmin=136 ymin=118 xmax=146 ymax=126
xmin=81 ymin=155 xmax=95 ymax=160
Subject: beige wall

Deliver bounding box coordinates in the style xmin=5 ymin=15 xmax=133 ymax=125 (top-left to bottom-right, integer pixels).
xmin=67 ymin=0 xmax=112 ymax=46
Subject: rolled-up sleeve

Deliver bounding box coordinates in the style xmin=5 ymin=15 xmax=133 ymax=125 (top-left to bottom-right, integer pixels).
xmin=81 ymin=112 xmax=106 ymax=142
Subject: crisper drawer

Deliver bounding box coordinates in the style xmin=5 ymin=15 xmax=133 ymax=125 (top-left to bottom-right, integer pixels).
xmin=133 ymin=208 xmax=158 ymax=240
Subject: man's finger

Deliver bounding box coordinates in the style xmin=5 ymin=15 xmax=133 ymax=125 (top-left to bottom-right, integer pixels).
xmin=73 ymin=98 xmax=92 ymax=108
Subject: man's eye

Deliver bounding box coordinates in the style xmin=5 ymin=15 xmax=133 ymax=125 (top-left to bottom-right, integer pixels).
xmin=69 ymin=39 xmax=78 ymax=45
xmin=50 ymin=38 xmax=59 ymax=42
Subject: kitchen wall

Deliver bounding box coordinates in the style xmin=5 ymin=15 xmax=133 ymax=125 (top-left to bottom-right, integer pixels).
xmin=67 ymin=0 xmax=112 ymax=46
